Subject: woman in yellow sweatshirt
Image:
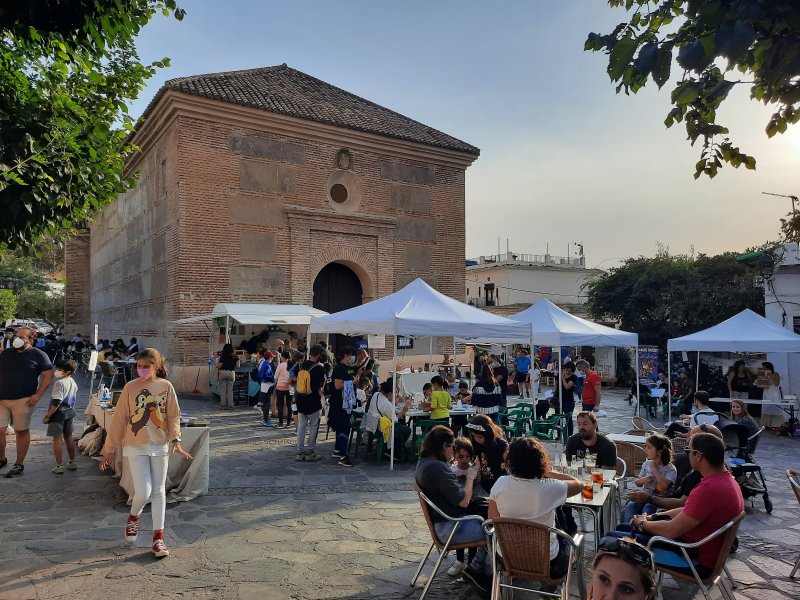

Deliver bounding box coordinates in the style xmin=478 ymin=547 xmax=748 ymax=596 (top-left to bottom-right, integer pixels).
xmin=100 ymin=348 xmax=192 ymax=558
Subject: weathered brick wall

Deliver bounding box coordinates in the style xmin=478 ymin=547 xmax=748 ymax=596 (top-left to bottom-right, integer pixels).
xmin=67 ymin=95 xmax=475 ymax=382
xmin=172 ymin=111 xmax=471 ymax=365
xmin=64 ymin=230 xmax=91 ymax=337
xmin=83 ymin=120 xmax=180 ymax=356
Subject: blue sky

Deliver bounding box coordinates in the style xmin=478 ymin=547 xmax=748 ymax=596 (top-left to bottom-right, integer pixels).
xmin=130 ymin=1 xmax=799 ymax=268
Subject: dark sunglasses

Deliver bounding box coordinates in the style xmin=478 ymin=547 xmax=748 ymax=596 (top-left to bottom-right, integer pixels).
xmin=598 ymin=537 xmax=653 ymax=566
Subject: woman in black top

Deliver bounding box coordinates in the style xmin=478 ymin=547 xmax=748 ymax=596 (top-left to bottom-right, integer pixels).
xmin=216 ymin=343 xmax=239 ymax=410
xmin=559 ymin=363 xmax=578 ymax=436
xmin=414 ymin=426 xmax=484 ymax=553
xmin=727 ymin=360 xmax=752 ymax=400
xmin=466 ymin=414 xmax=508 ymax=494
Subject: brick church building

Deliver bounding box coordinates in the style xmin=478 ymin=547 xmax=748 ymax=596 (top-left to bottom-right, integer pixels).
xmin=65 ymin=64 xmax=479 ymax=371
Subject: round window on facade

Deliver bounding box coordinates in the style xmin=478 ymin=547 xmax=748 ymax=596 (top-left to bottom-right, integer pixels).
xmin=330 ymin=183 xmax=348 ymax=203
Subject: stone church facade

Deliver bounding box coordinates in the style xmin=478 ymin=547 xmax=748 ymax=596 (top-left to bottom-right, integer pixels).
xmin=65 ymin=64 xmax=479 ymax=369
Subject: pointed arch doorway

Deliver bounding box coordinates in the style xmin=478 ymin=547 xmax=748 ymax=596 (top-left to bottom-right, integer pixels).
xmin=313 ymin=262 xmax=363 ymax=355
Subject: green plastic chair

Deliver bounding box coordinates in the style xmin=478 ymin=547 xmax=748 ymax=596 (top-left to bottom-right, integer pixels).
xmin=503 ymin=408 xmax=533 ymax=439
xmin=412 ymin=419 xmax=445 ymax=458
xmin=513 ymin=401 xmax=536 ymax=412
xmin=530 ymin=416 xmax=568 ymax=444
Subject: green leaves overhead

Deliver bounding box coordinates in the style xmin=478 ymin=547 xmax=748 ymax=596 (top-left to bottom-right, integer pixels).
xmin=586 ymin=0 xmax=799 ymax=178
xmin=0 ymin=1 xmax=184 ymax=248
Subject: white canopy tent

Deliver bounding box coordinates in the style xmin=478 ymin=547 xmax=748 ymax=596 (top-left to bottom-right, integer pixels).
xmin=667 ymin=309 xmax=800 ymax=420
xmin=308 ymin=278 xmax=532 ymax=468
xmin=173 ymin=303 xmax=329 ymax=363
xmin=458 ymin=298 xmax=640 ymax=413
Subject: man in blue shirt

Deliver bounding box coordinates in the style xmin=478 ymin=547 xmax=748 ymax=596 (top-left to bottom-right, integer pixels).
xmin=0 ymin=327 xmax=54 ymax=477
xmin=513 ymin=349 xmax=532 ymax=399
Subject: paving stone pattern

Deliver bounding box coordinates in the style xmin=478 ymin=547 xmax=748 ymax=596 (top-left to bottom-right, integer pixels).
xmin=1 ymin=386 xmax=798 ymax=599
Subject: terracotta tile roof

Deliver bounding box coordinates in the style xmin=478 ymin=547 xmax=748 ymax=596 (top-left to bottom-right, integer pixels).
xmin=145 ymin=64 xmax=479 ymax=156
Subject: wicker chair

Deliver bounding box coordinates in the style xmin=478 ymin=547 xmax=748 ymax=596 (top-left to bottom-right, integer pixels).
xmin=482 ymin=518 xmax=584 ymax=600
xmin=646 ymin=511 xmax=744 ymax=600
xmin=614 ymin=441 xmax=646 ymax=503
xmin=632 ymin=416 xmax=663 ymax=432
xmin=788 ymin=469 xmax=800 ymax=577
xmin=410 ymin=482 xmax=487 ymax=599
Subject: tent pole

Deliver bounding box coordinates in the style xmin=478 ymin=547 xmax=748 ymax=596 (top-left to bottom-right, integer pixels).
xmin=695 ymin=351 xmax=700 ymax=391
xmin=558 ymin=350 xmax=563 ymax=413
xmin=225 ymin=315 xmax=230 ymax=345
xmin=305 ymin=329 xmax=311 ymax=360
xmin=429 ymin=337 xmax=433 ymax=373
xmin=667 ymin=350 xmax=672 ymax=422
xmin=390 ymin=335 xmax=398 ymax=471
xmin=635 ymin=346 xmax=640 ymax=418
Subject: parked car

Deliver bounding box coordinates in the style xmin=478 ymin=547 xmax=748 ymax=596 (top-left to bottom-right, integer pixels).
xmin=34 ymin=321 xmax=53 ymax=334
xmin=4 ymin=319 xmax=37 ymax=330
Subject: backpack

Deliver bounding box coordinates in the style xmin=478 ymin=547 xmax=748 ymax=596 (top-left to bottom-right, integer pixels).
xmin=296 ymin=362 xmax=318 ymax=395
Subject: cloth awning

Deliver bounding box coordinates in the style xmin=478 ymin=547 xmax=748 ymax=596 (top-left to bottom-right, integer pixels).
xmin=667 ymin=309 xmax=800 ymax=353
xmin=172 ymin=303 xmax=328 ymax=326
xmin=308 ymin=278 xmax=531 ymax=340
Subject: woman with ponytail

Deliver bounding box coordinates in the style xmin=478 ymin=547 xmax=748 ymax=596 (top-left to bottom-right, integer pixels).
xmin=100 ymin=348 xmax=193 ymax=558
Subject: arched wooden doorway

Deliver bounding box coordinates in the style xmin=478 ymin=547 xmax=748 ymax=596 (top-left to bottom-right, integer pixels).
xmin=313 ymin=262 xmax=363 ymax=355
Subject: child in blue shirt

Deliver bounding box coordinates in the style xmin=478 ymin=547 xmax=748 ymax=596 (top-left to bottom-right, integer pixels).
xmin=42 ymin=359 xmax=79 ymax=474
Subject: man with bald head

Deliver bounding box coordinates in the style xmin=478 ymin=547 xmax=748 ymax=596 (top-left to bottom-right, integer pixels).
xmin=0 ymin=327 xmax=54 ymax=477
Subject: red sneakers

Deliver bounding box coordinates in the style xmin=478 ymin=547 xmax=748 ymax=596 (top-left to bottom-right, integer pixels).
xmin=152 ymin=538 xmax=170 ymax=558
xmin=125 ymin=515 xmax=140 ymax=543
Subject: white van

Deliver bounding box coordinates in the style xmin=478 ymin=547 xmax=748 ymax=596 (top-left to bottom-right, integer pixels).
xmin=4 ymin=319 xmax=38 ymax=330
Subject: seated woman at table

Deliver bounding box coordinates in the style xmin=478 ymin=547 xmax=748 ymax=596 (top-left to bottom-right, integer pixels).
xmin=466 ymin=414 xmax=508 ymax=494
xmin=415 ymin=425 xmax=484 ymax=572
xmin=362 ymin=379 xmax=412 ymax=458
xmin=622 ymin=434 xmax=677 ymax=522
xmin=465 ymin=362 xmax=502 ymax=423
xmin=489 ymin=436 xmax=583 ymax=582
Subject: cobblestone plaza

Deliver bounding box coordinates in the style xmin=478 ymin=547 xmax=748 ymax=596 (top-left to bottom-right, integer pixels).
xmin=1 ymin=387 xmax=799 ymax=600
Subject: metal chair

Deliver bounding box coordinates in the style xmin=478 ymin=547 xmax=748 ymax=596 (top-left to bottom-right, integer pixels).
xmin=646 ymin=511 xmax=744 ymax=600
xmin=788 ymin=469 xmax=800 ymax=577
xmin=483 ymin=517 xmax=584 ymax=600
xmin=632 ymin=416 xmax=663 ymax=432
xmin=612 ymin=456 xmax=628 ymax=510
xmin=410 ymin=482 xmax=487 ymax=599
xmin=98 ymin=360 xmax=120 ymax=390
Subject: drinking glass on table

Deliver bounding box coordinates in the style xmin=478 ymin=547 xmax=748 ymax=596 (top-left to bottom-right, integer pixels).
xmin=581 ymin=474 xmax=594 ymax=500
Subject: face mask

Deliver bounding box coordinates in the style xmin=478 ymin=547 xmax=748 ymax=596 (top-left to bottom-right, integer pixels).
xmin=137 ymin=367 xmax=152 ymax=379
xmin=349 ymin=356 xmax=356 ymax=365
xmin=54 ymin=370 xmax=65 ymax=379
xmin=12 ymin=337 xmax=25 ymax=349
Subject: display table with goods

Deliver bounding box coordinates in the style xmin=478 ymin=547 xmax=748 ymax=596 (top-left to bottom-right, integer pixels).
xmin=83 ymin=394 xmax=210 ymax=502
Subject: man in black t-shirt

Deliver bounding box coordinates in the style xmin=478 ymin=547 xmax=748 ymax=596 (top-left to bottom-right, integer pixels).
xmin=489 ymin=354 xmax=509 ymax=409
xmin=564 ymin=411 xmax=617 ymax=468
xmin=557 ymin=411 xmax=617 ymax=535
xmin=0 ymin=327 xmax=54 ymax=477
xmin=555 ymin=363 xmax=578 ymax=435
xmin=295 ymin=346 xmax=327 ymax=461
xmin=330 ymin=346 xmax=357 ymax=467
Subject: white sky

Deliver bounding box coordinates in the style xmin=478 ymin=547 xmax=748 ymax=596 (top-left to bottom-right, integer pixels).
xmin=129 ymin=1 xmax=800 ymax=269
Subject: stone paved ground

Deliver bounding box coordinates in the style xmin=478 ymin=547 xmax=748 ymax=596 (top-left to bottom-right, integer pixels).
xmin=1 ymin=385 xmax=799 ymax=600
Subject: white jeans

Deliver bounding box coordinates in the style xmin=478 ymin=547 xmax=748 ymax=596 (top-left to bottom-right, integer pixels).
xmin=127 ymin=454 xmax=169 ymax=530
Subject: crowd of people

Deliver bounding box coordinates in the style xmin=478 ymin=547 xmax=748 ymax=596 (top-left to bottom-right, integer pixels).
xmin=413 ymin=405 xmax=745 ymax=598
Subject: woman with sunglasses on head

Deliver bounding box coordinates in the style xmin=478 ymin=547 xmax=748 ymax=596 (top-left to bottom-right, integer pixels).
xmin=415 ymin=425 xmax=488 ymax=593
xmin=466 ymin=414 xmax=508 ymax=494
xmin=591 ymin=537 xmax=656 ymax=600
xmin=100 ymin=348 xmax=193 ymax=558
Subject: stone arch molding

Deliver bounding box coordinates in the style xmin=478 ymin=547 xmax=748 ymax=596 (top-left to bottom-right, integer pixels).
xmin=311 ymin=246 xmax=376 ymax=303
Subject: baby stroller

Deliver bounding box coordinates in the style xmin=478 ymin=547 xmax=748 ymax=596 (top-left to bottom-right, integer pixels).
xmin=717 ymin=419 xmax=772 ymax=513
